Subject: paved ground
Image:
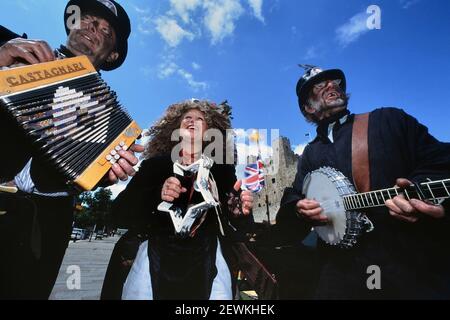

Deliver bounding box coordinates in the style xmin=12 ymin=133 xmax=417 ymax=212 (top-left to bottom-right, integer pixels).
xmin=48 ymin=234 xmax=262 ymax=300
xmin=49 ymin=235 xmax=120 ymax=300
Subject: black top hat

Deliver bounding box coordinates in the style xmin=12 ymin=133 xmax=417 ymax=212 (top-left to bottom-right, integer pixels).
xmin=64 ymin=0 xmax=131 ymax=71
xmin=296 ymin=65 xmax=346 ymax=110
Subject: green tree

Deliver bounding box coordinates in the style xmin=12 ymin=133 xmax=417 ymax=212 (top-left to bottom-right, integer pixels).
xmin=73 ymin=188 xmax=113 ymax=230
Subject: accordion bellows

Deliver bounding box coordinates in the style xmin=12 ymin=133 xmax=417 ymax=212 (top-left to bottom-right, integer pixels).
xmin=0 ymin=56 xmax=141 ymax=191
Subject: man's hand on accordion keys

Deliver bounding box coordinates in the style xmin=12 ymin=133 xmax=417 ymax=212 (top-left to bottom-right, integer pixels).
xmin=106 ymin=144 xmax=144 ymax=185
xmin=0 ymin=38 xmax=55 ymax=67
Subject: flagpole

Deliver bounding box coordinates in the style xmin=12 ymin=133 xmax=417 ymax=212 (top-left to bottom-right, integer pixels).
xmin=252 ymin=130 xmax=271 ymax=226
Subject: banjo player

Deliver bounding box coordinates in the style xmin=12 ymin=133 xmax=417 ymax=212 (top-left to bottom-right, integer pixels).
xmin=276 ymin=65 xmax=450 ymax=299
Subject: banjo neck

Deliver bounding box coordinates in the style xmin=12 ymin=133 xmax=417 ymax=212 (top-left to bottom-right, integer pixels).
xmin=343 ymin=179 xmax=450 ymax=211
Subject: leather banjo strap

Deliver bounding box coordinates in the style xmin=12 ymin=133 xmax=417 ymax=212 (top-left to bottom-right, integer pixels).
xmin=352 ymin=113 xmax=371 ymax=193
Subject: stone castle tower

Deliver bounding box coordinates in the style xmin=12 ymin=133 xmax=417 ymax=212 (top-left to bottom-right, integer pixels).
xmin=250 ymin=136 xmax=300 ymax=224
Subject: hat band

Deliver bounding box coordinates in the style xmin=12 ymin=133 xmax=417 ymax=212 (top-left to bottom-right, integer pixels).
xmin=302 ymin=67 xmax=323 ymax=81
xmin=96 ymin=0 xmax=118 ymax=16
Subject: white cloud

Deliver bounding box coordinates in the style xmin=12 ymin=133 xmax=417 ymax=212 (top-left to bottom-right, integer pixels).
xmin=137 ymin=26 xmax=151 ymax=36
xmin=169 ymin=0 xmax=202 ymax=23
xmin=132 ymin=5 xmax=153 ymax=35
xmin=291 ymin=26 xmax=297 ymax=35
xmin=155 ymin=16 xmax=195 ymax=47
xmin=303 ymin=46 xmax=318 ymax=60
xmin=268 ymin=0 xmax=280 ymax=13
xmin=336 ymin=11 xmax=370 ymax=48
xmin=177 ymin=69 xmax=208 ymax=91
xmin=149 ymin=0 xmax=265 ymax=46
xmin=400 ymin=0 xmax=421 ymax=9
xmin=158 ymin=59 xmax=208 ymax=91
xmin=132 ymin=4 xmax=150 ymax=14
xmin=203 ymin=0 xmax=244 ymax=44
xmin=247 ymin=0 xmax=265 ymax=22
xmin=137 ymin=16 xmax=153 ymax=35
xmin=141 ymin=0 xmax=267 ymax=88
xmin=158 ymin=61 xmax=179 ymax=78
xmin=234 ymin=128 xmax=248 ymax=139
xmin=293 ymin=143 xmax=307 ymax=156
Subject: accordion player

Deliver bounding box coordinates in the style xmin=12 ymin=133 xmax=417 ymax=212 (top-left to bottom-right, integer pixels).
xmin=0 ymin=56 xmax=142 ymax=191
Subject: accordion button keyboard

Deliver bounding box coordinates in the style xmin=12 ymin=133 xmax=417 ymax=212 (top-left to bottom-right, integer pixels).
xmin=0 ymin=56 xmax=143 ymax=190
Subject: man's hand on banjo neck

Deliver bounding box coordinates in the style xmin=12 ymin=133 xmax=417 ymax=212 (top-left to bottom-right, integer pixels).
xmin=385 ymin=178 xmax=445 ymax=223
xmin=296 ymin=178 xmax=445 ymax=224
xmin=296 ymin=178 xmax=445 ymax=223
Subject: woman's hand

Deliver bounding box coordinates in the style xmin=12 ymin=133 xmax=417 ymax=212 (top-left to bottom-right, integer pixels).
xmin=240 ymin=189 xmax=254 ymax=215
xmin=229 ymin=180 xmax=254 ymax=216
xmin=161 ymin=177 xmax=187 ymax=202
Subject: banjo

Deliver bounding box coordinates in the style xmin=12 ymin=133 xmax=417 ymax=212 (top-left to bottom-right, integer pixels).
xmin=303 ymin=167 xmax=450 ymax=248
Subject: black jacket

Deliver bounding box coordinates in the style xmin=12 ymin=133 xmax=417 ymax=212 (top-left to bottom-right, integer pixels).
xmin=0 ymin=25 xmax=30 ymax=182
xmin=277 ymin=107 xmax=450 ymax=299
xmin=0 ymin=108 xmax=68 ymax=190
xmin=112 ymin=155 xmax=254 ymax=299
xmin=0 ymin=25 xmax=26 ymax=45
xmin=0 ymin=27 xmax=77 ymax=299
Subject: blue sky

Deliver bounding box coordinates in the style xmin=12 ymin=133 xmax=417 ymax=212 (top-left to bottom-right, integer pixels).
xmin=2 ymin=0 xmax=449 ymax=155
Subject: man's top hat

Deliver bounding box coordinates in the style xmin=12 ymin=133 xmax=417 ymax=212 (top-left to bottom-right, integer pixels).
xmin=64 ymin=0 xmax=131 ymax=71
xmin=296 ymin=65 xmax=346 ymax=112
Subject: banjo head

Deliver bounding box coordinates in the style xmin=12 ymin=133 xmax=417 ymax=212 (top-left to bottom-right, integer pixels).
xmin=302 ymin=167 xmax=350 ymax=245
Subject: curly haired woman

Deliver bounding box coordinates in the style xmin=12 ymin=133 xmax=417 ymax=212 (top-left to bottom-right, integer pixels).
xmin=106 ymin=99 xmax=254 ymax=300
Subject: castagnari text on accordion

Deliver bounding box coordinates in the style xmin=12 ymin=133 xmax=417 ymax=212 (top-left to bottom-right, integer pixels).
xmin=0 ymin=56 xmax=142 ymax=191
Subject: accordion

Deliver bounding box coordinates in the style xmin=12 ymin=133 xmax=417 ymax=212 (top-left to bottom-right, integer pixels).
xmin=0 ymin=56 xmax=142 ymax=191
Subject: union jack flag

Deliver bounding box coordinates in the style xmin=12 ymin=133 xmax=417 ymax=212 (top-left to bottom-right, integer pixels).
xmin=242 ymin=158 xmax=265 ymax=193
